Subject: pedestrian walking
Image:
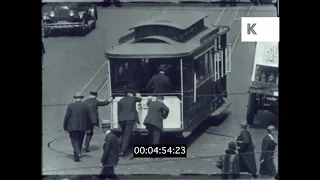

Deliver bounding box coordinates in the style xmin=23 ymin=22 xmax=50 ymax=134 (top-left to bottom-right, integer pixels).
xmin=216 ymin=141 xmax=240 ymax=179
xmin=236 ymin=122 xmax=258 ymax=178
xmin=259 ymin=125 xmax=277 ymax=178
xmin=63 ymin=92 xmax=92 ymax=162
xmin=143 ymin=96 xmax=169 ymax=145
xmin=146 ymin=67 xmax=172 ymax=93
xmin=99 ymin=123 xmax=119 ymax=180
xmin=83 ymin=91 xmax=113 ymax=152
xmin=117 ymin=90 xmax=142 ymax=157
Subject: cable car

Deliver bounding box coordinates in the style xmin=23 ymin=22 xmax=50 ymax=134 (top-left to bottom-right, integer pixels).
xmin=106 ymin=12 xmax=232 ymax=137
xmin=246 ymin=42 xmax=278 ymax=125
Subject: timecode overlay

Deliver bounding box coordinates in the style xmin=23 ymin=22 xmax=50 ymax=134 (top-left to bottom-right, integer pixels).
xmin=133 ymin=144 xmax=187 ymax=158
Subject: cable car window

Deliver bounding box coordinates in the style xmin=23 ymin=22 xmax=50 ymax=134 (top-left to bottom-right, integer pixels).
xmin=140 ymin=58 xmax=182 ymax=93
xmin=114 ymin=60 xmax=140 ymax=89
xmin=195 ymin=53 xmax=210 ymax=84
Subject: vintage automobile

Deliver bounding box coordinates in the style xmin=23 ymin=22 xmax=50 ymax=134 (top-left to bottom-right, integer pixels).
xmin=42 ymin=2 xmax=98 ymax=37
xmin=246 ymin=42 xmax=278 ymax=125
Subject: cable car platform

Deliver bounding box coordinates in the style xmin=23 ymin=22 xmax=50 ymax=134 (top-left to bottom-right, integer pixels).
xmin=210 ymin=98 xmax=232 ymax=116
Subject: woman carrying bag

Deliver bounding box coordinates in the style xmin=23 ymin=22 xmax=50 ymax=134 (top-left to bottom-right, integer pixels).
xmin=216 ymin=141 xmax=240 ymax=179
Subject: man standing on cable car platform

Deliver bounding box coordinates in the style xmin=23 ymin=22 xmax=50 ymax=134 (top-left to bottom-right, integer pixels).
xmin=143 ymin=96 xmax=169 ymax=145
xmin=117 ymin=90 xmax=142 ymax=157
xmin=146 ymin=67 xmax=172 ymax=93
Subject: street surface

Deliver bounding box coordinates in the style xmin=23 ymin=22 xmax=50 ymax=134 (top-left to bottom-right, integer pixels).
xmin=42 ymin=4 xmax=278 ymax=178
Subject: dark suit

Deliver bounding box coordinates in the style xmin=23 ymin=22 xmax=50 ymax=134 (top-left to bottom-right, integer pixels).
xmin=143 ymin=99 xmax=169 ymax=144
xmin=63 ymin=101 xmax=92 ymax=160
xmin=118 ymin=95 xmax=142 ymax=153
xmin=236 ymin=129 xmax=257 ymax=176
xmin=259 ymin=134 xmax=277 ymax=177
xmin=83 ymin=98 xmax=111 ymax=149
xmin=146 ymin=73 xmax=172 ymax=93
xmin=100 ymin=131 xmax=119 ymax=180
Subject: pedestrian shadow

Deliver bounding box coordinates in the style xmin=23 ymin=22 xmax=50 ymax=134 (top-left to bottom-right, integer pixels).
xmin=250 ymin=110 xmax=278 ymax=129
xmin=87 ymin=145 xmax=101 ymax=152
xmin=65 ymin=153 xmax=92 ymax=160
xmin=185 ymin=111 xmax=231 ymax=147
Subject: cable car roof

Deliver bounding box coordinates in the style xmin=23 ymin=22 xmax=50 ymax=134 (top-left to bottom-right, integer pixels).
xmin=129 ymin=12 xmax=210 ymax=31
xmin=106 ymin=26 xmax=229 ymax=59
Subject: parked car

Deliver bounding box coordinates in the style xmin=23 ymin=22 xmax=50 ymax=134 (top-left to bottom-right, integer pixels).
xmin=42 ymin=2 xmax=98 ymax=37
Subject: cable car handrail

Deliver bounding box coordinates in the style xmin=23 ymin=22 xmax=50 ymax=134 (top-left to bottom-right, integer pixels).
xmin=111 ymin=92 xmax=183 ymax=96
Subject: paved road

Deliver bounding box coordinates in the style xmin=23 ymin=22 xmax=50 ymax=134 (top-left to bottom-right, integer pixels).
xmin=42 ymin=4 xmax=278 ymax=177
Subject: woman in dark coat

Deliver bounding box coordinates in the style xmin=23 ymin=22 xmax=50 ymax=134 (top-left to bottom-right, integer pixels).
xmin=236 ymin=122 xmax=258 ymax=178
xmin=259 ymin=125 xmax=277 ymax=177
xmin=221 ymin=141 xmax=240 ymax=179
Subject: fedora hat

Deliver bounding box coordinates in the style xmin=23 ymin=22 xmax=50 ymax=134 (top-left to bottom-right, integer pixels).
xmin=240 ymin=121 xmax=248 ymax=128
xmin=73 ymin=92 xmax=84 ymax=98
xmin=158 ymin=67 xmax=167 ymax=72
xmin=90 ymin=91 xmax=98 ymax=96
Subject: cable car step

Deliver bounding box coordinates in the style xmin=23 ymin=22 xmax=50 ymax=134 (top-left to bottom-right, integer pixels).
xmin=210 ymin=98 xmax=231 ymax=116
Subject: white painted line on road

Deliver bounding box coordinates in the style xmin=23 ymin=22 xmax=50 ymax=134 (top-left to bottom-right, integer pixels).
xmin=228 ymin=7 xmax=239 ymax=27
xmin=79 ymin=60 xmax=108 ymax=93
xmin=162 ymin=8 xmax=167 ymax=14
xmin=143 ymin=8 xmax=155 ymax=21
xmin=232 ymin=6 xmax=253 ymax=52
xmin=214 ymin=7 xmax=226 ymax=26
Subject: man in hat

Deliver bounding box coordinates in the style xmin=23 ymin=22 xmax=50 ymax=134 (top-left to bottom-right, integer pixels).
xmin=82 ymin=91 xmax=113 ymax=152
xmin=118 ymin=90 xmax=142 ymax=157
xmin=143 ymin=96 xmax=169 ymax=145
xmin=236 ymin=121 xmax=258 ymax=178
xmin=259 ymin=125 xmax=277 ymax=178
xmin=99 ymin=120 xmax=119 ymax=180
xmin=63 ymin=92 xmax=92 ymax=162
xmin=146 ymin=67 xmax=172 ymax=93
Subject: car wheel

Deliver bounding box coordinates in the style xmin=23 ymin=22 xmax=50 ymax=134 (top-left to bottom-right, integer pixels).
xmin=91 ymin=20 xmax=96 ymax=30
xmin=94 ymin=6 xmax=98 ymax=20
xmin=246 ymin=93 xmax=257 ymax=125
xmin=43 ymin=28 xmax=50 ymax=38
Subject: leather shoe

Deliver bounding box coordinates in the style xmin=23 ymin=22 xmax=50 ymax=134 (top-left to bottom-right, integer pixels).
xmin=83 ymin=147 xmax=90 ymax=152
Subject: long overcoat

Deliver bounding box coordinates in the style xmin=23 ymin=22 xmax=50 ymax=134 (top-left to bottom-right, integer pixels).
xmin=236 ymin=129 xmax=257 ymax=174
xmin=259 ymin=134 xmax=277 ymax=176
xmin=143 ymin=100 xmax=169 ymax=131
xmin=63 ymin=101 xmax=91 ymax=132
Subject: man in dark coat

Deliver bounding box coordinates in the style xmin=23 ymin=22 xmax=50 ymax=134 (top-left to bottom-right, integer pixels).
xmin=236 ymin=122 xmax=258 ymax=178
xmin=259 ymin=125 xmax=277 ymax=178
xmin=83 ymin=91 xmax=113 ymax=152
xmin=117 ymin=90 xmax=142 ymax=157
xmin=63 ymin=92 xmax=92 ymax=162
xmin=143 ymin=96 xmax=169 ymax=145
xmin=146 ymin=67 xmax=172 ymax=93
xmin=99 ymin=123 xmax=119 ymax=180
